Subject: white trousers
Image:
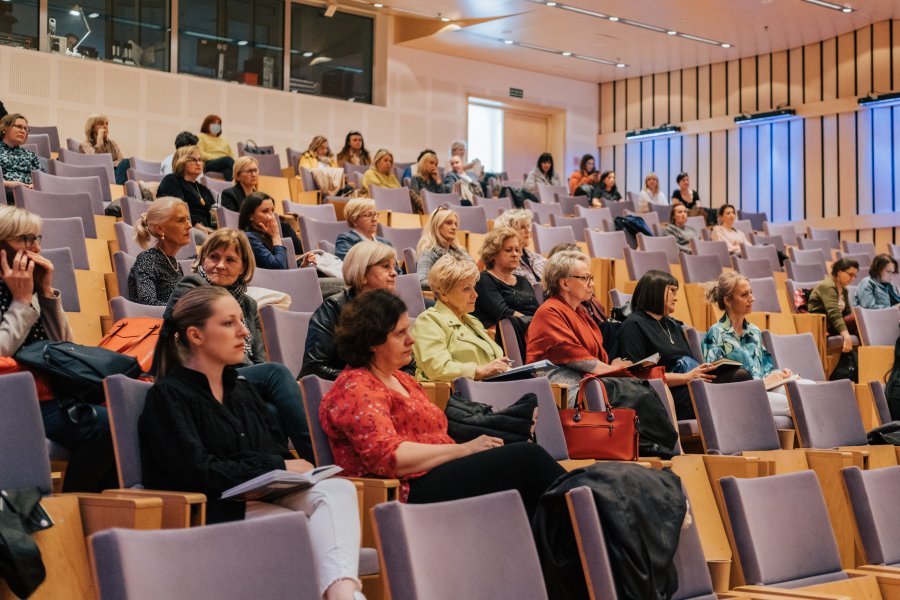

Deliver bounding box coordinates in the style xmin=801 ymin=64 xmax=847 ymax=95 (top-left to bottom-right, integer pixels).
xmin=245 ymin=478 xmax=361 ymax=597
xmin=767 ymin=378 xmax=816 ymax=417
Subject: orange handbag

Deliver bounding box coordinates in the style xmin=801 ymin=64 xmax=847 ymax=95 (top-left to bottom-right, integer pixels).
xmin=98 ymin=318 xmax=162 ymax=373
xmin=558 ymin=376 xmax=640 ymax=461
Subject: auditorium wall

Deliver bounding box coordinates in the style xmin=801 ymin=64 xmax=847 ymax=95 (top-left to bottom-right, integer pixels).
xmin=598 ymin=19 xmax=900 ymax=246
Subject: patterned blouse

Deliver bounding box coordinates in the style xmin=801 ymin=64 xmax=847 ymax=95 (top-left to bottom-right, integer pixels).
xmin=701 ymin=314 xmax=776 ymax=380
xmin=0 ymin=142 xmax=42 ymax=184
xmin=319 ymin=367 xmax=455 ymax=502
xmin=127 ymin=247 xmax=185 ymax=306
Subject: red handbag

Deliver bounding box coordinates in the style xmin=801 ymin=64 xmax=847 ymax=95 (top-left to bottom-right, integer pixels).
xmin=558 ymin=375 xmax=640 ymax=461
xmin=98 ymin=318 xmax=162 ymax=373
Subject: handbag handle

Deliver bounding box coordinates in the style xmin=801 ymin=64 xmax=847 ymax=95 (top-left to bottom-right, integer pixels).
xmin=574 ymin=374 xmax=616 ymax=423
xmin=106 ymin=321 xmax=160 ymax=354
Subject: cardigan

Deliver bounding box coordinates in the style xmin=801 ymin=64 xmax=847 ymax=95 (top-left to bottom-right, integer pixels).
xmin=333 ymin=229 xmax=392 ymax=261
xmin=298 ymin=152 xmax=338 ymax=171
xmin=711 ymin=225 xmax=749 ymax=254
xmin=197 ymin=133 xmax=234 ymax=160
xmin=0 ymin=284 xmax=71 ymax=357
xmin=416 ymin=245 xmax=471 ymax=289
xmin=411 ymin=301 xmax=503 ymax=382
xmin=524 ymin=168 xmax=561 ymax=195
xmin=127 ymin=247 xmax=185 ymax=306
xmin=662 ymin=223 xmax=698 ymax=254
xmin=79 ymin=139 xmax=122 ymax=163
xmin=808 ymin=275 xmax=852 ymax=334
xmin=473 ymin=271 xmax=539 ymax=329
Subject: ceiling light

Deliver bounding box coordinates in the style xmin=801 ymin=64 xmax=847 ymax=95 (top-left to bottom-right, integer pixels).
xmin=69 ymin=8 xmax=80 ymax=15
xmin=503 ymin=39 xmax=514 ymax=44
xmin=561 ymin=51 xmax=571 ymax=56
xmin=87 ymin=11 xmax=99 ymax=18
xmin=721 ymin=43 xmax=731 ymax=48
xmin=626 ymin=125 xmax=681 ymax=142
xmin=801 ymin=0 xmax=854 ymax=12
xmin=858 ymin=92 xmax=900 ymax=108
xmin=237 ymin=40 xmax=248 ymax=46
xmin=373 ymin=2 xmax=383 ymax=6
xmin=734 ymin=108 xmax=797 ymax=126
xmin=667 ymin=30 xmax=677 ymax=35
xmin=460 ymin=29 xmax=622 ymax=68
xmin=608 ymin=16 xmax=619 ymax=21
xmin=440 ymin=16 xmax=451 ymax=22
xmin=616 ymin=63 xmax=626 ymax=68
xmin=557 ymin=4 xmax=607 ymax=18
xmin=841 ymin=6 xmax=852 ymax=11
xmin=545 ymin=1 xmax=556 ymax=5
xmin=302 ymin=51 xmax=314 ymax=57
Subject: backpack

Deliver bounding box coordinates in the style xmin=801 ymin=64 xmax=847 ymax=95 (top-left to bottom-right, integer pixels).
xmin=614 ymin=215 xmax=654 ymax=238
xmin=793 ymin=287 xmax=813 ymax=313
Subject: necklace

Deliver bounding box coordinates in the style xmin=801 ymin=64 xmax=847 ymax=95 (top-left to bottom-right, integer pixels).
xmin=155 ymin=246 xmax=179 ymax=273
xmin=188 ymin=180 xmax=206 ymax=206
xmin=657 ymin=317 xmax=675 ymax=344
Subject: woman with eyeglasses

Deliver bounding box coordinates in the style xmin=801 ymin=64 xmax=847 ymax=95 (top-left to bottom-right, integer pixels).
xmin=0 ymin=113 xmax=43 ymax=205
xmin=336 ymin=131 xmax=371 ymax=167
xmin=855 ymin=254 xmax=900 ymax=309
xmin=334 ymin=198 xmax=392 ymax=261
xmin=157 ymin=145 xmax=216 ymax=236
xmin=808 ymin=257 xmax=860 ymax=354
xmin=197 ymin=114 xmax=235 ymax=181
xmin=415 ymin=206 xmax=472 ymax=290
xmin=0 ymin=205 xmax=116 ymax=492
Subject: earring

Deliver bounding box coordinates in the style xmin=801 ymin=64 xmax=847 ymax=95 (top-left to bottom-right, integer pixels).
xmin=362 ymin=279 xmax=368 ymax=285
xmin=161 ymin=232 xmax=166 ymax=240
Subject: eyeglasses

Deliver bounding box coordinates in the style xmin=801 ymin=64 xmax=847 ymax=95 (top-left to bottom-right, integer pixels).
xmin=187 ymin=157 xmax=204 ymax=164
xmin=842 ymin=270 xmax=858 ymax=278
xmin=360 ymin=211 xmax=378 ymax=220
xmin=11 ymin=234 xmax=42 ymax=248
xmin=10 ymin=124 xmax=29 ymax=132
xmin=240 ymin=168 xmax=259 ymax=175
xmin=568 ymin=274 xmax=594 ymax=283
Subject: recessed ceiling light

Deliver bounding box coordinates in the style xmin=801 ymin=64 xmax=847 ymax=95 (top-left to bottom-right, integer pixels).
xmin=545 ymin=1 xmax=556 ymax=5
xmin=801 ymin=0 xmax=854 ymax=12
xmin=237 ymin=40 xmax=248 ymax=46
xmin=373 ymin=2 xmax=383 ymax=6
xmin=721 ymin=43 xmax=731 ymax=48
xmin=69 ymin=9 xmax=79 ymax=15
xmin=302 ymin=51 xmax=313 ymax=57
xmin=616 ymin=63 xmax=626 ymax=68
xmin=608 ymin=16 xmax=619 ymax=21
xmin=87 ymin=11 xmax=99 ymax=18
xmin=667 ymin=30 xmax=677 ymax=35
xmin=841 ymin=6 xmax=852 ymax=11
xmin=561 ymin=51 xmax=571 ymax=56
xmin=503 ymin=39 xmax=515 ymax=44
xmin=440 ymin=16 xmax=450 ymax=22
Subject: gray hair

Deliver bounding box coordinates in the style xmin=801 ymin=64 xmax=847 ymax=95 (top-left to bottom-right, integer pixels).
xmin=543 ymin=250 xmax=590 ymax=297
xmin=342 ymin=241 xmax=396 ymax=291
xmin=493 ymin=208 xmax=533 ymax=231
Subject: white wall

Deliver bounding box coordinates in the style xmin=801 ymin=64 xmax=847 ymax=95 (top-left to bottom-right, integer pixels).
xmin=0 ymin=40 xmax=598 ymax=171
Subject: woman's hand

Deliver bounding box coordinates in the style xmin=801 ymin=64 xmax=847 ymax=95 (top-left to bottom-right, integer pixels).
xmin=475 ymin=358 xmax=511 ymax=380
xmin=256 ymin=214 xmax=281 ymax=244
xmin=299 ymin=251 xmax=317 ymax=268
xmin=841 ymin=332 xmax=853 ymax=353
xmin=460 ymin=434 xmax=504 ymax=456
xmin=1 ymin=249 xmax=35 ymax=303
xmin=26 ymin=251 xmax=55 ymax=297
xmin=284 ymin=459 xmax=315 ymax=474
xmin=685 ymin=363 xmax=716 ymax=383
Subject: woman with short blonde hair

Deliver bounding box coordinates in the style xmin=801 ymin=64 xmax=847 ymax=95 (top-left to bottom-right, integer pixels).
xmin=415 ymin=206 xmax=471 ymax=289
xmin=361 ymin=148 xmax=400 ymax=194
xmin=334 ymin=198 xmax=392 ymax=261
xmin=220 ymin=156 xmax=259 ymax=212
xmin=493 ymin=208 xmax=546 ymax=284
xmin=157 ymin=145 xmax=215 ymax=234
xmin=128 ymin=197 xmax=193 ymax=306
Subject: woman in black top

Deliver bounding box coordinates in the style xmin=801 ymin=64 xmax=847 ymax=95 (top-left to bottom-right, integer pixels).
xmin=594 ymin=170 xmax=622 ymax=206
xmin=617 ymin=270 xmax=748 ymax=419
xmin=157 ymin=145 xmax=215 ymax=234
xmin=671 ymin=172 xmax=716 ymax=226
xmin=127 ymin=198 xmax=193 ymax=306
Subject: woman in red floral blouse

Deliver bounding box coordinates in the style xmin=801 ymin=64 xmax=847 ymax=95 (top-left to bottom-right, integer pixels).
xmin=319 ymin=290 xmax=564 ymax=517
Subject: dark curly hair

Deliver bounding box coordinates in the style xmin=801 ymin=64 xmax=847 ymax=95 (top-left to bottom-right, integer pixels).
xmin=335 ymin=289 xmax=408 ymax=368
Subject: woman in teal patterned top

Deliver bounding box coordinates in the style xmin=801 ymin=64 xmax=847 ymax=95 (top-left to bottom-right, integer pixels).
xmin=702 ymin=272 xmax=799 ymax=416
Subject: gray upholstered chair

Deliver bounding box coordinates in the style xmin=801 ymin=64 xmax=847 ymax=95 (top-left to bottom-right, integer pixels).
xmin=32 ymin=170 xmax=105 ymax=214
xmin=28 ymin=125 xmax=60 ymax=151
xmin=586 ymin=230 xmax=626 ymax=259
xmin=109 ymin=296 xmax=166 ymax=321
xmin=783 ymin=379 xmax=867 ymax=448
xmin=379 ymin=224 xmax=422 ymax=252
xmin=575 ymin=205 xmax=613 ymax=230
xmin=761 ymin=331 xmax=827 ymax=381
xmin=624 ymin=247 xmax=671 ymax=280
xmin=120 ymin=195 xmax=150 ymax=226
xmin=257 ymin=306 xmax=312 ymax=378
xmin=14 ymin=187 xmax=98 ymax=237
xmin=555 ymin=194 xmax=587 ymax=215
xmin=746 ymin=277 xmax=783 ymax=313
xmin=732 ymin=256 xmax=775 ymax=279
xmin=788 ymin=247 xmax=828 ymax=266
xmin=394 ymin=273 xmax=426 ymax=319
xmin=373 ymin=490 xmax=549 ymax=600
xmin=679 ymin=253 xmax=722 ymax=284
xmin=474 ymin=195 xmax=512 ymax=217
xmin=371 ymin=185 xmax=414 ymax=213
xmin=40 ymin=217 xmax=90 ymax=269
xmin=58 ymin=147 xmax=115 ymax=181
xmin=130 ymin=157 xmax=162 ymax=173
xmin=842 ymin=240 xmax=876 ymax=260
xmin=422 ymin=190 xmax=460 ymax=213
xmin=868 ymin=380 xmax=892 ymax=426
xmin=842 ymin=465 xmax=900 ymax=567
xmin=41 ymin=247 xmax=80 ymax=312
xmin=0 ymin=372 xmax=54 ymax=493
xmin=690 ymin=239 xmax=730 ymax=270
xmin=550 ymin=214 xmax=589 ymax=241
xmin=785 ymin=260 xmax=826 ymax=282
xmin=649 ymin=202 xmax=672 ymax=224
xmin=798 ymin=237 xmax=833 ymax=255
xmin=532 ymin=224 xmax=576 ymax=254
xmin=807 ymin=227 xmax=840 ymax=250
xmin=637 ymin=233 xmax=678 ymax=264
xmin=497 ymin=318 xmax=524 ymax=365
xmin=299 ymin=216 xmax=352 ymax=253
xmin=449 ymin=204 xmax=488 ymax=234
xmin=250 ymin=267 xmax=323 ymax=312
xmin=48 ymin=160 xmax=113 ymax=203
xmin=741 ymin=243 xmax=781 ymax=273
xmin=537 ymin=183 xmax=566 ymax=202
xmin=282 ymin=200 xmax=337 ymax=221
xmin=737 ymin=210 xmax=768 ymax=232
xmin=214 ymin=206 xmax=240 ymax=229
xmin=90 ymin=512 xmax=320 ymax=600
xmin=854 ymin=306 xmax=900 ymax=346
xmin=609 ymin=289 xmax=631 ymax=308
xmin=763 ymin=222 xmax=800 ymax=247
xmin=524 ymin=199 xmax=563 ymax=225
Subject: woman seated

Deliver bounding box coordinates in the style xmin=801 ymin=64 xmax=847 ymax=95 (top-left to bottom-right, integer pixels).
xmin=197 ymin=114 xmax=235 ymax=181
xmin=320 ymin=289 xmax=564 ymax=519
xmin=155 ymin=228 xmax=313 ymax=461
xmin=361 ymin=149 xmax=400 ymax=195
xmin=335 ymin=131 xmax=370 ymax=167
xmin=524 ymin=152 xmax=561 ymax=196
xmin=127 ymin=198 xmax=192 ymax=306
xmin=710 ymin=203 xmax=748 ymax=255
xmin=222 ymin=157 xmax=302 ymax=253
xmin=593 ymin=170 xmax=621 ymax=206
xmin=618 ymin=270 xmax=749 ymax=420
xmin=412 ymin=254 xmax=511 ymax=382
xmin=0 ymin=205 xmax=115 ymax=492
xmin=334 ymin=198 xmax=392 ymax=261
xmin=157 ymin=145 xmax=215 ymax=236
xmin=408 ymin=150 xmax=449 ymax=215
xmin=672 ymin=172 xmax=716 ymax=226
xmin=662 ymin=204 xmax=698 ymax=254
xmin=808 ymin=257 xmax=860 ymax=354
xmin=474 ymin=227 xmax=539 ymax=357
xmin=856 ymin=253 xmax=900 ymax=309
xmin=140 ymin=286 xmax=363 ymax=600
xmin=79 ymin=114 xmax=127 ymax=184
xmin=302 ymin=241 xmax=405 ymax=381
xmin=298 ymin=135 xmax=338 ymax=170
xmin=568 ymin=154 xmax=600 ymax=197
xmin=0 ymin=113 xmax=43 ymax=205
xmin=415 ymin=206 xmax=472 ymax=289
xmin=637 ymin=172 xmax=667 ymax=213
xmin=493 ymin=208 xmax=546 ymax=284
xmin=703 ymin=272 xmax=808 ymax=416
xmin=238 ymin=192 xmax=315 ymax=270
xmin=525 ymin=251 xmax=632 ymax=399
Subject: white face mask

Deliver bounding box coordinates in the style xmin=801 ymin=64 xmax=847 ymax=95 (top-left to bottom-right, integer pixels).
xmin=209 ymin=123 xmax=222 ymax=135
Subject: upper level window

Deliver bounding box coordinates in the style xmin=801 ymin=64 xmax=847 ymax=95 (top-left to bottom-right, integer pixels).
xmin=45 ymin=0 xmax=169 ymax=70
xmin=289 ymin=4 xmax=372 ymax=103
xmin=179 ymin=0 xmax=283 ymax=88
xmin=1 ymin=0 xmax=40 ymax=50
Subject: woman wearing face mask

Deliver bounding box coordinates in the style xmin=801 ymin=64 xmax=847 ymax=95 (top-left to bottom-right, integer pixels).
xmin=197 ymin=114 xmax=235 ymax=181
xmin=238 ymin=192 xmax=315 ymax=270
xmin=336 ymin=131 xmax=371 ymax=167
xmin=415 ymin=206 xmax=472 ymax=290
xmin=662 ymin=204 xmax=698 ymax=254
xmin=153 ymin=228 xmax=313 ymax=461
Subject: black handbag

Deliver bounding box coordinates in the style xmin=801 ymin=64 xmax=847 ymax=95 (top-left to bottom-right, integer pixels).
xmin=829 ymin=349 xmax=858 ymax=383
xmin=243 ymin=139 xmax=273 ymax=155
xmin=444 ymin=392 xmax=538 ymax=444
xmin=867 ymin=421 xmax=900 ymax=446
xmin=0 ymin=487 xmax=53 ymax=599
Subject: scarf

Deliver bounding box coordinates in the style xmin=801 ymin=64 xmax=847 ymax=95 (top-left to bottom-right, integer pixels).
xmin=0 ymin=280 xmax=47 ymax=349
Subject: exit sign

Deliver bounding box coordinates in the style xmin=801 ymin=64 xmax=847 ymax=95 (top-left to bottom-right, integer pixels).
xmin=509 ymin=87 xmax=524 ymax=99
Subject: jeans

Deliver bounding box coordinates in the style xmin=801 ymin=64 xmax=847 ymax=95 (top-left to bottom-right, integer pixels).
xmin=237 ymin=363 xmax=314 ymax=462
xmin=40 ymin=400 xmax=117 ymax=492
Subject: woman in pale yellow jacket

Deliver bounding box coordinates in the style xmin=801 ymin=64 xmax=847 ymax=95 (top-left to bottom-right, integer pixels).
xmin=297 ymin=135 xmax=339 ymax=171
xmin=411 ymin=254 xmax=511 ymax=382
xmin=361 ymin=148 xmax=401 ymax=194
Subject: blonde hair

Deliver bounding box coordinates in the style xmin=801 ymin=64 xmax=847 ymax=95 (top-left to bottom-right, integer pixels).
xmin=196 ymin=228 xmax=256 ymax=285
xmin=134 ymin=197 xmax=188 ymax=248
xmin=705 ymin=271 xmax=747 ymax=310
xmin=232 ymin=156 xmax=259 ymax=181
xmin=172 ymin=145 xmax=201 ymax=176
xmin=416 ymin=207 xmax=460 ymax=256
xmin=0 ymin=205 xmax=41 ymax=241
xmin=643 ymin=172 xmax=659 ymax=191
xmin=415 ymin=151 xmax=438 ymax=178
xmin=371 ymin=148 xmax=393 ymax=170
xmin=428 ymin=253 xmax=479 ymax=300
xmin=306 ymin=135 xmax=331 ymax=157
xmin=493 ymin=208 xmax=533 ymax=231
xmin=342 ymin=241 xmax=396 ymax=291
xmin=479 ymin=226 xmax=520 ymax=268
xmin=344 ymin=197 xmax=377 ymax=228
xmin=543 ymin=251 xmax=589 ymax=297
xmin=84 ymin=114 xmax=109 ymax=144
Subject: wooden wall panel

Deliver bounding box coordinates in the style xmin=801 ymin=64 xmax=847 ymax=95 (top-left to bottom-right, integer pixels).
xmin=682 ymin=135 xmax=697 ymax=195
xmin=698 ymin=65 xmax=711 ymax=120
xmin=757 ymin=125 xmax=772 ymax=217
xmin=600 ymin=146 xmax=615 ymax=171
xmin=740 ymin=57 xmax=756 ymax=112
xmin=772 ymin=51 xmax=789 ymax=110
xmin=856 ymin=25 xmax=872 ymax=100
xmin=697 ymin=133 xmax=711 ymax=205
xmin=822 ymin=37 xmax=838 ymax=101
xmin=789 ymin=119 xmax=805 ymax=221
xmin=771 ymin=123 xmax=790 ymax=222
xmin=711 ymin=130 xmax=727 ymax=208
xmin=740 ymin=128 xmax=757 ymax=212
xmin=874 ymin=228 xmax=892 ymax=251
xmin=837 ymin=112 xmax=857 ymax=217
xmin=614 ymin=145 xmax=626 ymax=179
xmin=872 ymin=21 xmax=891 ymax=94
xmin=654 ymin=73 xmax=669 ymax=128
xmin=711 ymin=62 xmax=727 ymax=118
xmin=626 ymin=77 xmax=641 ymax=131
xmin=727 ymin=129 xmax=741 ymax=206
xmin=641 ymin=75 xmax=653 ymax=129
xmin=614 ymin=81 xmax=626 ymax=132
xmin=599 ymin=82 xmax=614 ymax=134
xmin=857 ymin=109 xmax=873 ymax=215
xmin=758 ymin=53 xmax=772 ymax=111
xmin=654 ymin=139 xmax=670 ymax=196
xmin=727 ymin=59 xmax=741 ymax=115
xmin=788 ymin=48 xmax=803 ymax=107
xmin=682 ymin=68 xmax=698 ymax=121
xmin=872 ymin=108 xmax=893 ymax=215
xmin=804 ymin=42 xmax=822 ymax=104
xmin=804 ymin=118 xmax=823 ymax=220
xmin=821 ymin=116 xmax=838 ymax=218
xmin=670 ymin=71 xmax=682 ymax=124
xmin=837 ymin=31 xmax=856 ymax=99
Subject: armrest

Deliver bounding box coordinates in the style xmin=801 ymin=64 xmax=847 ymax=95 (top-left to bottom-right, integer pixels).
xmin=734 ymin=585 xmax=849 ymax=599
xmin=73 ymin=493 xmax=163 ymax=535
xmin=421 ymin=381 xmax=452 ymax=410
xmin=550 ymin=383 xmax=569 ymax=409
xmin=101 ymin=488 xmax=206 ymax=528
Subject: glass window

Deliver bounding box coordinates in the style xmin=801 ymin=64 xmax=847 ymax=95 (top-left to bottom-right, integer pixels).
xmin=289 ymin=4 xmax=372 ymax=103
xmin=178 ymin=0 xmax=283 ymax=89
xmin=0 ymin=0 xmax=40 ymax=50
xmin=45 ymin=0 xmax=169 ymax=70
xmin=467 ymin=102 xmax=503 ymax=174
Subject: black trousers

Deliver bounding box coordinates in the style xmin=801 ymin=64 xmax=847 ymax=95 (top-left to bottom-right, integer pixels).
xmin=407 ymin=442 xmax=566 ymax=521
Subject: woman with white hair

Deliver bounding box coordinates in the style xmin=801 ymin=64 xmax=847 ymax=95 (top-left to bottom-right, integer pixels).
xmin=415 ymin=205 xmax=472 ymax=289
xmin=301 ymin=241 xmax=409 ymax=381
xmin=493 ymin=208 xmax=546 ymax=284
xmin=412 ymin=254 xmax=511 ymax=382
xmin=127 ymin=197 xmax=193 ymax=305
xmin=333 ymin=198 xmax=392 ymax=261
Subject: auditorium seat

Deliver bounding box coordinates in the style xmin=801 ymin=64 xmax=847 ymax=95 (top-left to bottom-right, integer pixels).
xmin=49 ymin=160 xmax=114 ymax=203
xmin=28 ymin=125 xmax=60 ymax=151
xmin=26 ymin=132 xmax=52 ymax=159
xmin=422 ymin=190 xmax=460 ymax=213
xmin=449 ymin=204 xmax=488 ymax=234
xmin=680 ymin=254 xmax=722 ymax=284
xmin=842 ymin=240 xmax=876 ymax=260
xmin=532 ymin=224 xmax=576 ymax=254
xmin=32 ymin=170 xmax=105 ymax=215
xmin=127 ymin=168 xmax=164 ymax=183
xmin=637 ymin=233 xmax=678 ymax=264
xmin=109 ymin=296 xmax=166 ymax=321
xmin=298 ymin=216 xmax=349 ymax=254
xmin=536 ymin=183 xmax=566 ymax=202
xmin=549 ymin=215 xmax=589 ymax=242
xmin=807 ymin=227 xmax=841 ymax=250
xmin=394 ymin=273 xmax=426 ymax=319
xmin=761 ymin=332 xmax=826 ymax=381
xmin=842 ymin=465 xmax=900 ymax=568
xmin=524 ymin=200 xmax=563 ymax=225
xmin=58 ymin=147 xmax=115 ymax=182
xmin=690 ymin=239 xmax=730 ymax=271
xmin=15 ymin=187 xmax=98 ymax=237
xmin=798 ymin=237 xmax=834 ymax=256
xmin=473 ymin=195 xmax=512 ymax=217
xmin=732 ymin=256 xmax=775 ymax=279
xmin=854 ymin=306 xmax=900 ymax=346
xmin=785 ymin=260 xmax=826 ymax=282
xmin=763 ymin=222 xmax=800 ymax=247
xmin=283 ymin=200 xmax=337 ymax=221
xmin=868 ymin=381 xmax=892 ymax=426
xmin=574 ymin=205 xmax=613 ymax=229
xmin=250 ymin=267 xmax=322 ymax=312
xmin=741 ymin=244 xmax=781 ymax=273
xmin=554 ymin=193 xmax=585 ymax=215
xmin=130 ymin=157 xmax=162 ymax=173
xmin=624 ymin=248 xmax=670 ymax=280
xmin=648 ymin=202 xmax=672 ymax=224
xmin=371 ymin=185 xmax=414 ymax=213
xmin=737 ymin=210 xmax=767 ymax=232
xmin=586 ymin=230 xmax=626 ymax=259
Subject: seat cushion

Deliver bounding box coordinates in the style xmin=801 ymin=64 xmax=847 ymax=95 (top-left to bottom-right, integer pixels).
xmin=359 ymin=547 xmax=379 ymax=576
